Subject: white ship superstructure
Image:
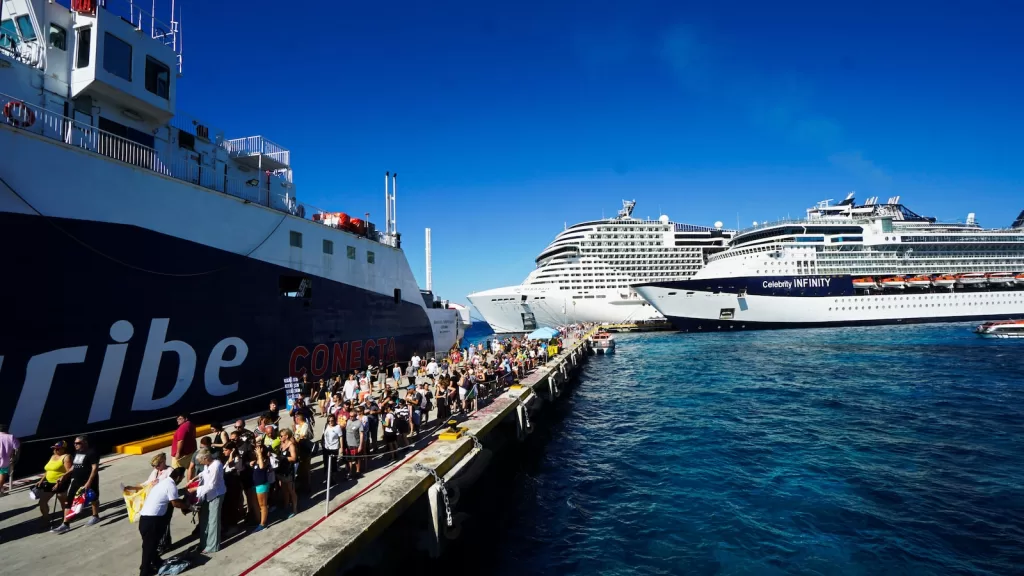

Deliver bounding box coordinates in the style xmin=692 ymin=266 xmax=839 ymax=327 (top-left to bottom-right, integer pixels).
xmin=634 ymin=194 xmax=1024 ymax=331
xmin=468 ymin=201 xmax=732 ymax=332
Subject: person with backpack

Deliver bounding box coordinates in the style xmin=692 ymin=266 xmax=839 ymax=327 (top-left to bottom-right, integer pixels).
xmin=381 ymin=404 xmax=399 ymax=462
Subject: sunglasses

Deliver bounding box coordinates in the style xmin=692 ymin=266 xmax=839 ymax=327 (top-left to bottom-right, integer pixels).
xmin=74 ymin=442 xmax=83 ymax=446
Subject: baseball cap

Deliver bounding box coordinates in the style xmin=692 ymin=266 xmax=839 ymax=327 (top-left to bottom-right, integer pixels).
xmin=51 ymin=440 xmax=68 ymax=450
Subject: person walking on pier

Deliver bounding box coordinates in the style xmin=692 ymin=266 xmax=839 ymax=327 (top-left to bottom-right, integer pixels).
xmin=53 ymin=435 xmax=100 ymax=533
xmin=138 ymin=466 xmax=190 ymax=576
xmin=276 ymin=429 xmax=299 ymax=518
xmin=0 ymin=423 xmax=19 ymax=496
xmin=322 ymin=414 xmax=342 ymax=482
xmin=171 ymin=413 xmax=197 ymax=470
xmin=188 ymin=448 xmax=226 ymax=554
xmin=344 ymin=411 xmax=365 ymax=478
xmin=33 ymin=440 xmax=72 ymax=527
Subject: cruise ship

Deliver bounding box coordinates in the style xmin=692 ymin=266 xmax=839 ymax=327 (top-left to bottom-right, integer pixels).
xmin=634 ymin=194 xmax=1024 ymax=331
xmin=0 ymin=0 xmax=462 ymax=445
xmin=468 ymin=201 xmax=732 ymax=332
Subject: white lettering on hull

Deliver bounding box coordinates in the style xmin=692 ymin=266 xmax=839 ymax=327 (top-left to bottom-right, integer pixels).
xmin=762 ymin=278 xmax=832 ymax=289
xmin=7 ymin=319 xmax=249 ymax=438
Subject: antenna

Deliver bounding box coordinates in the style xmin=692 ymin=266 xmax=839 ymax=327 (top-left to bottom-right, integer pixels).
xmin=384 ymin=171 xmax=390 ymax=236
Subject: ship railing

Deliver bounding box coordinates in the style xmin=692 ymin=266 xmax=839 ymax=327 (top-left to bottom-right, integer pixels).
xmin=224 ymin=135 xmax=291 ymax=167
xmin=101 ymin=0 xmax=182 ymax=72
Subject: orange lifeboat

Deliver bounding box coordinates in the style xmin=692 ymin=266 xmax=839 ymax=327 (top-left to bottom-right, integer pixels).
xmin=852 ymin=277 xmax=877 ymax=289
xmin=933 ymin=274 xmax=957 ymax=288
xmin=350 ymin=218 xmax=365 ymax=235
xmin=337 ymin=212 xmax=351 ymax=230
xmin=880 ymin=276 xmax=907 ymax=289
xmin=1016 ymin=273 xmax=1024 ymax=285
xmin=907 ymin=275 xmax=932 ymax=288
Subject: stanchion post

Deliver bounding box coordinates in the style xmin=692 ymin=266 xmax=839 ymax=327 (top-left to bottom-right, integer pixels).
xmin=324 ymin=455 xmax=331 ymax=517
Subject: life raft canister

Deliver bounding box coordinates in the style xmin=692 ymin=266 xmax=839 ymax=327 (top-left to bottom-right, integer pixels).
xmin=3 ymin=101 xmax=36 ymax=128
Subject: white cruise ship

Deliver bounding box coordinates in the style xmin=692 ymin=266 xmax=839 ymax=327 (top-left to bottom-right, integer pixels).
xmin=468 ymin=201 xmax=732 ymax=332
xmin=634 ymin=194 xmax=1024 ymax=331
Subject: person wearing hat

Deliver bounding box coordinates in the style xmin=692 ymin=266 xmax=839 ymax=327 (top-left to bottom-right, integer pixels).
xmin=34 ymin=440 xmax=72 ymax=527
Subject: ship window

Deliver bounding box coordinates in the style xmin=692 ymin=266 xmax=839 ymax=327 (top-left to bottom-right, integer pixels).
xmin=323 ymin=239 xmax=333 ymax=255
xmin=16 ymin=15 xmax=35 ymax=40
xmin=103 ymin=32 xmax=133 ymax=81
xmin=289 ymin=231 xmax=302 ymax=247
xmin=75 ymin=27 xmax=91 ymax=68
xmin=49 ymin=24 xmax=66 ymax=51
xmin=0 ymin=20 xmax=15 ymax=50
xmin=367 ymin=251 xmax=375 ymax=264
xmin=394 ymin=288 xmax=401 ymax=303
xmin=145 ymin=56 xmax=170 ymax=99
xmin=347 ymin=246 xmax=356 ymax=259
xmin=178 ymin=129 xmax=195 ymax=151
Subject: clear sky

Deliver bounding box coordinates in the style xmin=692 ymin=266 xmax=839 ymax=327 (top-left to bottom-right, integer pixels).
xmin=175 ymin=0 xmax=1024 ymax=306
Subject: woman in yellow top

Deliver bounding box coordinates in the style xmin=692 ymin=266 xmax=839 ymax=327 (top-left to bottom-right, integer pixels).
xmin=35 ymin=440 xmax=72 ymax=527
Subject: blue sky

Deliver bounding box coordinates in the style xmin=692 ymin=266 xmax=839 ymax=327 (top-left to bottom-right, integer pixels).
xmin=175 ymin=0 xmax=1024 ymax=306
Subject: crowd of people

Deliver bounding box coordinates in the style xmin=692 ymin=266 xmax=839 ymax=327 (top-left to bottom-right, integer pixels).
xmin=1 ymin=324 xmax=590 ymax=576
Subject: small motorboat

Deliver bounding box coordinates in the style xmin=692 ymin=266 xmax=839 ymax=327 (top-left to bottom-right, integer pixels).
xmin=591 ymin=331 xmax=616 ymax=354
xmin=906 ymin=275 xmax=932 ymax=288
xmin=852 ymin=277 xmax=878 ymax=290
xmin=933 ymin=274 xmax=957 ymax=288
xmin=987 ymin=272 xmax=1015 ymax=286
xmin=974 ymin=319 xmax=1024 ymax=338
xmin=880 ymin=276 xmax=907 ymax=289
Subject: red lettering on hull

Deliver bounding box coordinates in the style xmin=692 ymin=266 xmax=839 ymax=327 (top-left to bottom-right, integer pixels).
xmin=332 ymin=342 xmax=348 ymax=374
xmin=349 ymin=340 xmax=363 ymax=370
xmin=289 ymin=346 xmax=309 ymax=378
xmin=311 ymin=344 xmax=329 ymax=377
xmin=364 ymin=339 xmax=377 ymax=365
xmin=386 ymin=338 xmax=397 ymax=364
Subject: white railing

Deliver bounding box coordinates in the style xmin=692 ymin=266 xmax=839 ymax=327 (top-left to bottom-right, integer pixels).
xmin=103 ymin=0 xmax=182 ymax=72
xmin=224 ymin=135 xmax=291 ymax=167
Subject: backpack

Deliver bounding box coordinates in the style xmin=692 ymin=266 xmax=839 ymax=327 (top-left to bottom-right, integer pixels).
xmin=157 ymin=555 xmax=193 ymax=575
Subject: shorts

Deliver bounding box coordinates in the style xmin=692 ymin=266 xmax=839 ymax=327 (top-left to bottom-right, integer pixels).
xmin=39 ymin=480 xmax=60 ymax=493
xmin=66 ymin=477 xmax=98 ymax=501
xmin=172 ymin=452 xmax=192 ymax=469
xmin=382 ymin=432 xmax=397 ymax=443
xmin=254 ymin=483 xmax=270 ymax=495
xmin=0 ymin=466 xmax=8 ymax=475
xmin=344 ymin=447 xmax=360 ymax=457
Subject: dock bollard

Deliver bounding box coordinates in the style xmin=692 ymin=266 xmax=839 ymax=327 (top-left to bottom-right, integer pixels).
xmin=440 ymin=419 xmax=467 ymax=441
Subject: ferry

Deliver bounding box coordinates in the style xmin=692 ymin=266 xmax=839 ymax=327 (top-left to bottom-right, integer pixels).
xmin=974 ymin=320 xmax=1024 ymax=338
xmin=590 ymin=331 xmax=616 ymax=354
xmin=634 ymin=194 xmax=1024 ymax=331
xmin=0 ymin=0 xmax=463 ymax=445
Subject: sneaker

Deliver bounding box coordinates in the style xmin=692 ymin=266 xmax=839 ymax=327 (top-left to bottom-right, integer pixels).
xmin=52 ymin=524 xmax=70 ymax=534
xmin=85 ymin=516 xmax=100 ymax=526
xmin=252 ymin=524 xmax=267 ymax=533
xmin=286 ymin=512 xmax=296 ymax=519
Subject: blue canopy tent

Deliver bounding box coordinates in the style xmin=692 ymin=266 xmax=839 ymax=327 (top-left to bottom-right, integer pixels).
xmin=527 ymin=326 xmax=560 ymax=340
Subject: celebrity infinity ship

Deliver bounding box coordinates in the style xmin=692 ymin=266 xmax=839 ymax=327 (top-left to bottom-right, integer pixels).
xmin=0 ymin=0 xmax=462 ymax=445
xmin=468 ymin=201 xmax=732 ymax=332
xmin=635 ymin=193 xmax=1024 ymax=331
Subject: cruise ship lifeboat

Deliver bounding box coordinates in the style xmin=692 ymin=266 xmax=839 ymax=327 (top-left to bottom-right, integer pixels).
xmin=933 ymin=274 xmax=957 ymax=288
xmin=1016 ymin=273 xmax=1024 ymax=285
xmin=880 ymin=276 xmax=907 ymax=289
xmin=986 ymin=272 xmax=1015 ymax=285
xmin=852 ymin=277 xmax=878 ymax=289
xmin=906 ymin=275 xmax=933 ymax=288
xmin=957 ymin=272 xmax=988 ymax=286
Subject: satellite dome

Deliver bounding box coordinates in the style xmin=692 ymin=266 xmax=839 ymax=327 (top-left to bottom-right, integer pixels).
xmin=659 ymin=215 xmax=670 ymax=224
xmin=714 ymin=221 xmax=723 ymax=230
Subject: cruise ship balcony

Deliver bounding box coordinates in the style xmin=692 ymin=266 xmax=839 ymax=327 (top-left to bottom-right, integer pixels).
xmin=225 ymin=135 xmax=291 ymax=172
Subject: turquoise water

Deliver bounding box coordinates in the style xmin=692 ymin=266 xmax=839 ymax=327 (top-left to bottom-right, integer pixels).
xmin=454 ymin=323 xmax=1024 ymax=575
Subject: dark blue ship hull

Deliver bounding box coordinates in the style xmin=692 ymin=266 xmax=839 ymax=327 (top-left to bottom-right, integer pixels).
xmin=0 ymin=213 xmax=435 ymax=449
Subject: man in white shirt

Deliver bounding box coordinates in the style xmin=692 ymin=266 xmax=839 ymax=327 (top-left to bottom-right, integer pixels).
xmin=139 ymin=467 xmax=189 ymax=576
xmin=425 ymin=358 xmax=438 ymax=377
xmin=410 ymin=353 xmax=421 ymax=370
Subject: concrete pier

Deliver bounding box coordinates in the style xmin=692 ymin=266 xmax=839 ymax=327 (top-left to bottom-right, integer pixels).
xmin=0 ymin=331 xmax=595 ymax=576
